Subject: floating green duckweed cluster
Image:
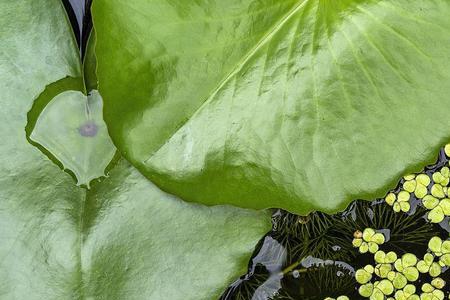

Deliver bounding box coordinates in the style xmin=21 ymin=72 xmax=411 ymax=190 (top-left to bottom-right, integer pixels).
xmin=325 ymin=231 xmax=449 ymax=299
xmin=352 ymin=228 xmax=386 ymax=254
xmin=352 ymin=232 xmax=449 ymax=299
xmin=385 ymin=149 xmax=450 ymax=222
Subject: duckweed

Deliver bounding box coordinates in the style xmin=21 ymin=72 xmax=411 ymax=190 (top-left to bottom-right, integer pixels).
xmin=354 ymin=229 xmax=447 ymax=299
xmin=394 ymin=253 xmax=419 ymax=282
xmin=416 ymin=253 xmax=441 ymax=277
xmin=432 ymin=167 xmax=450 ymax=186
xmin=352 ymin=228 xmax=385 ymax=253
xmin=392 ymin=284 xmax=419 ymax=300
xmin=385 ymin=191 xmax=411 ymax=213
xmin=403 ymin=174 xmax=430 ymax=199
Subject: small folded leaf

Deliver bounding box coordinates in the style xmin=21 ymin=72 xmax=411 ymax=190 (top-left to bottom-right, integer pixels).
xmin=30 ymin=90 xmax=116 ymax=187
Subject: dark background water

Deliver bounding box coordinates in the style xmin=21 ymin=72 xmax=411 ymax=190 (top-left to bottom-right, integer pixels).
xmin=61 ymin=0 xmax=91 ymax=56
xmin=68 ymin=0 xmax=84 ymax=32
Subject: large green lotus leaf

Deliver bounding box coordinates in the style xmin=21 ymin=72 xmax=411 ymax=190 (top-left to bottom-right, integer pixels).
xmin=93 ymin=0 xmax=450 ymax=214
xmin=0 ymin=1 xmax=270 ymax=298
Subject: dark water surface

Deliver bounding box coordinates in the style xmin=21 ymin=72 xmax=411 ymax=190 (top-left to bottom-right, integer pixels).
xmin=61 ymin=0 xmax=91 ymax=57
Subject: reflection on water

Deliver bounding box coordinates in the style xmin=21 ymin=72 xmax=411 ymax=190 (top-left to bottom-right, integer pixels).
xmin=222 ymin=147 xmax=450 ymax=299
xmin=61 ymin=0 xmax=92 ymax=56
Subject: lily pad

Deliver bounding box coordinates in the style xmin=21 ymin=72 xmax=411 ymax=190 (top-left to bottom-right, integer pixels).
xmin=93 ymin=0 xmax=450 ymax=214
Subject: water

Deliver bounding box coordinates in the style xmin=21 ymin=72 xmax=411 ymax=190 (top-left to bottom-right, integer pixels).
xmin=61 ymin=0 xmax=91 ymax=56
xmin=221 ymin=147 xmax=450 ymax=299
xmin=68 ymin=0 xmax=84 ymax=34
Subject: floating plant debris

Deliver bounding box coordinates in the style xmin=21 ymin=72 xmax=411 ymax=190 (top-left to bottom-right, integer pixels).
xmin=221 ymin=145 xmax=450 ymax=300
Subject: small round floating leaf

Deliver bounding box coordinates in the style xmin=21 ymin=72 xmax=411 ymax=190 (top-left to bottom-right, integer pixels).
xmin=417 ymin=253 xmax=436 ymax=274
xmin=422 ymin=195 xmax=439 ymax=210
xmin=431 ymin=184 xmax=445 ymax=198
xmin=416 ymin=174 xmax=431 ymax=186
xmin=441 ymin=240 xmax=450 ymax=253
xmin=352 ymin=238 xmax=363 ymax=248
xmin=375 ymin=264 xmax=392 ymax=278
xmin=404 ymin=174 xmax=416 ymax=181
xmin=439 ymin=199 xmax=450 ymax=215
xmin=403 ymin=267 xmax=419 ymax=282
xmin=29 ymin=90 xmax=116 ymax=187
xmin=428 ymin=207 xmax=445 ymax=223
xmin=356 ymin=268 xmax=373 ymax=284
xmin=394 ymin=293 xmax=405 ymax=300
xmin=375 ymin=251 xmax=387 ymax=264
xmin=424 ymin=253 xmax=434 ymax=264
xmin=336 ymin=296 xmax=349 ymax=300
xmin=386 ymin=252 xmax=398 ymax=263
xmin=385 ymin=193 xmax=396 ymax=206
xmin=372 ymin=233 xmax=386 ymax=245
xmin=403 ymin=253 xmax=418 ymax=267
xmin=371 ymin=289 xmax=385 ymax=300
xmin=360 ymin=242 xmax=369 ymax=254
xmin=363 ymin=228 xmax=376 ymax=241
xmin=389 ymin=272 xmax=407 ymax=289
xmin=439 ymin=254 xmax=450 ymax=266
xmin=445 ymin=144 xmax=450 ymax=157
xmin=417 ymin=261 xmax=428 ymax=273
xmin=359 ymin=283 xmax=374 ymax=298
xmin=434 ymin=290 xmax=445 ymax=300
xmin=441 ymin=166 xmax=450 ymax=178
xmin=420 ymin=294 xmax=433 ymax=300
xmin=429 ymin=237 xmax=443 ymax=254
xmin=365 ymin=265 xmax=375 ymax=274
xmin=422 ymin=283 xmax=434 ymax=293
xmin=398 ymin=191 xmax=411 ymax=202
xmin=430 ymin=290 xmax=445 ymax=300
xmin=369 ymin=242 xmax=379 ymax=254
xmin=403 ymin=180 xmax=416 ymax=193
xmin=399 ymin=202 xmax=411 ymax=212
xmin=429 ymin=262 xmax=442 ymax=277
xmin=415 ymin=185 xmax=428 ymax=199
xmin=404 ymin=284 xmax=416 ymax=295
xmin=395 ymin=259 xmax=404 ymax=272
xmin=377 ymin=279 xmax=394 ymax=295
xmin=431 ymin=277 xmax=445 ymax=289
xmin=433 ymin=172 xmax=446 ymax=185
